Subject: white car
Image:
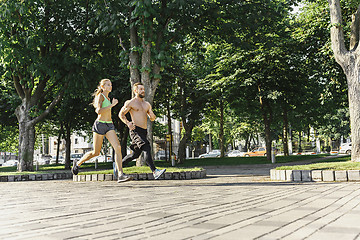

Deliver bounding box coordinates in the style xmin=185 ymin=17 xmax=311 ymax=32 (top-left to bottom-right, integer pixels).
xmin=2 ymin=160 xmax=19 ymax=167
xmin=50 ymin=156 xmax=65 ymax=164
xmin=339 ymin=142 xmax=351 ymax=154
xmin=199 ymin=150 xmax=221 ymax=158
xmin=227 ymin=150 xmax=245 ymax=157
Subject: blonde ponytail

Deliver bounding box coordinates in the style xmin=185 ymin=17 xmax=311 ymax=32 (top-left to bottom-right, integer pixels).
xmin=92 ymin=79 xmax=110 ymax=108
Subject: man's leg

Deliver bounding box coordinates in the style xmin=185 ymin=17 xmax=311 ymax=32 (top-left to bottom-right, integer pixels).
xmin=122 ymin=147 xmax=141 ymax=166
xmin=142 ymin=144 xmax=157 ymax=172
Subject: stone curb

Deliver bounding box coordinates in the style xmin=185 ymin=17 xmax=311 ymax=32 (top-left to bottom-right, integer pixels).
xmin=0 ymin=172 xmax=73 ymax=182
xmin=73 ymin=169 xmax=207 ymax=182
xmin=270 ymin=169 xmax=360 ymax=182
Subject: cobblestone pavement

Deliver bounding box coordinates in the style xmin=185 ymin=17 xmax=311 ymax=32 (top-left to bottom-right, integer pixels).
xmin=1 ymin=166 xmax=360 ymax=240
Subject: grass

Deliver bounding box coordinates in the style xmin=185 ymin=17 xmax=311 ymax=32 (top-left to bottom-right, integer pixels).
xmin=0 ymin=154 xmax=349 ymax=175
xmin=173 ymin=154 xmax=330 ymax=167
xmin=275 ymin=156 xmax=360 ymax=170
xmin=0 ymin=161 xmax=202 ymax=176
xmin=79 ymin=166 xmax=203 ymax=175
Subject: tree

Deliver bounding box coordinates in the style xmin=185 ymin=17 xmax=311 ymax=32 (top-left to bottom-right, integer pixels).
xmin=98 ymin=0 xmax=216 ymax=165
xmin=0 ymin=0 xmax=95 ymax=171
xmin=328 ymin=0 xmax=360 ymax=161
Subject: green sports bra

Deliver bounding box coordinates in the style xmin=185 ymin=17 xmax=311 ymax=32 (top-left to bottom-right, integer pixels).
xmin=101 ymin=93 xmax=111 ymax=108
xmin=99 ymin=93 xmax=112 ymax=123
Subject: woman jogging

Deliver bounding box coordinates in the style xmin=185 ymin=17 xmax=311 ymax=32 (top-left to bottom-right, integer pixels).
xmin=71 ymin=79 xmax=132 ymax=183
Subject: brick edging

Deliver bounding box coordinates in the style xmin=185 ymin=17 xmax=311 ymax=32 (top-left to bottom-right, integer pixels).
xmin=73 ymin=169 xmax=207 ymax=182
xmin=270 ymin=169 xmax=360 ymax=182
xmin=0 ymin=172 xmax=73 ymax=182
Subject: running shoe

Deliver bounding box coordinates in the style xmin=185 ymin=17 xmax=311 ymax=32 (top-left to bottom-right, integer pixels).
xmin=71 ymin=160 xmax=79 ymax=175
xmin=117 ymin=174 xmax=133 ymax=183
xmin=153 ymin=168 xmax=166 ymax=180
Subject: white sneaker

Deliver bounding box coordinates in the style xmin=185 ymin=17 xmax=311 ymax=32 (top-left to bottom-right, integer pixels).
xmin=153 ymin=169 xmax=166 ymax=180
xmin=117 ymin=174 xmax=133 ymax=183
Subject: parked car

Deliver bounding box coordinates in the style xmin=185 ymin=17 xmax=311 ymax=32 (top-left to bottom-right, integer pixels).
xmin=244 ymin=147 xmax=266 ymax=157
xmin=50 ymin=155 xmax=65 ymax=164
xmin=339 ymin=142 xmax=351 ymax=154
xmin=155 ymin=150 xmax=176 ymax=160
xmin=227 ymin=150 xmax=246 ymax=157
xmin=2 ymin=160 xmax=19 ymax=167
xmin=70 ymin=153 xmax=83 ymax=163
xmin=199 ymin=150 xmax=221 ymax=158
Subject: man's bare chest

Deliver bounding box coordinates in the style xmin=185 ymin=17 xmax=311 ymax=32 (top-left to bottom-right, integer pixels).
xmin=131 ymin=102 xmax=147 ymax=113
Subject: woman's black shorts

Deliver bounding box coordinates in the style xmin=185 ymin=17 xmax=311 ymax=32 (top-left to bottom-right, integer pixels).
xmin=92 ymin=121 xmax=115 ymax=135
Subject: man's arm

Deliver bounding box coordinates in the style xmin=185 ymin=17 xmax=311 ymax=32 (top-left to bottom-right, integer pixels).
xmin=147 ymin=103 xmax=156 ymax=121
xmin=119 ymin=100 xmax=132 ymax=126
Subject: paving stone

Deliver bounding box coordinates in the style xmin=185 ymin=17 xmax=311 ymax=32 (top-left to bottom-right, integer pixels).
xmin=293 ymin=170 xmax=302 ymax=181
xmin=98 ymin=174 xmax=105 ymax=181
xmin=0 ymin=176 xmax=8 ymax=182
xmin=279 ymin=170 xmax=286 ymax=181
xmin=201 ymin=169 xmax=207 ymax=178
xmin=129 ymin=173 xmax=138 ymax=180
xmin=173 ymin=172 xmax=180 ymax=180
xmin=80 ymin=175 xmax=86 ymax=181
xmin=104 ymin=174 xmax=113 ymax=181
xmin=164 ymin=172 xmax=172 ymax=180
xmin=347 ymin=170 xmax=360 ymax=181
xmin=335 ymin=170 xmax=347 ymax=182
xmin=147 ymin=173 xmax=155 ymax=180
xmin=275 ymin=170 xmax=280 ymax=180
xmin=138 ymin=173 xmax=147 ymax=180
xmin=85 ymin=175 xmax=92 ymax=181
xmin=322 ymin=170 xmax=335 ymax=181
xmin=1 ymin=163 xmax=360 ymax=239
xmin=179 ymin=172 xmax=186 ymax=180
xmin=301 ymin=170 xmax=312 ymax=182
xmin=311 ymin=170 xmax=323 ymax=182
xmin=270 ymin=169 xmax=276 ymax=180
xmin=285 ymin=170 xmax=293 ymax=181
xmin=192 ymin=171 xmax=201 ymax=179
xmin=92 ymin=174 xmax=98 ymax=181
xmin=14 ymin=175 xmax=21 ymax=181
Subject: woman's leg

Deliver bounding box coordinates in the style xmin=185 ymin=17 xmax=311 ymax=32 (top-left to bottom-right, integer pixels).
xmin=105 ymin=130 xmax=123 ymax=174
xmin=78 ymin=132 xmax=104 ymax=166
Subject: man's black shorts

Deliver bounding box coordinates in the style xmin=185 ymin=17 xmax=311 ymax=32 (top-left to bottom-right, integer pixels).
xmin=130 ymin=126 xmax=149 ymax=151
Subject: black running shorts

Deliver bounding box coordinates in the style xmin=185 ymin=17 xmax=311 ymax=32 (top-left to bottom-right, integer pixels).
xmin=129 ymin=126 xmax=149 ymax=151
xmin=92 ymin=121 xmax=115 ymax=135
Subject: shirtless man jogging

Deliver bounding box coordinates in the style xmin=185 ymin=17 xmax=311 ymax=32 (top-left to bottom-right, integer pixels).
xmin=119 ymin=82 xmax=166 ymax=180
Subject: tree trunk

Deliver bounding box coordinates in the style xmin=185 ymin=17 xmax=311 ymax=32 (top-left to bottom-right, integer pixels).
xmin=282 ymin=106 xmax=289 ymax=156
xmin=167 ymin=99 xmax=172 ymax=160
xmin=328 ymin=0 xmax=360 ymax=161
xmin=178 ymin=121 xmax=194 ymax=163
xmin=64 ymin=123 xmax=71 ymax=169
xmin=258 ymin=85 xmax=272 ymax=162
xmin=263 ymin=115 xmax=272 ymax=161
xmin=55 ymin=124 xmax=63 ymax=164
xmin=15 ymin=100 xmax=36 ymax=172
xmin=245 ymin=133 xmax=250 ymax=151
xmin=219 ymin=99 xmax=225 ymax=157
xmin=346 ymin=70 xmax=360 ymax=161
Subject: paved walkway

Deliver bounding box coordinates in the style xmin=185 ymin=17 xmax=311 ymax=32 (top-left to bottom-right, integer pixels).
xmin=1 ymin=164 xmax=360 ymax=240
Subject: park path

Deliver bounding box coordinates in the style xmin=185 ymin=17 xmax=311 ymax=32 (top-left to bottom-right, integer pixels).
xmin=1 ymin=155 xmax=359 ymax=240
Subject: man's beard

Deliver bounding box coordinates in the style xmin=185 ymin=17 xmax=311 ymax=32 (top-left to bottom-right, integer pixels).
xmin=139 ymin=94 xmax=145 ymax=98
